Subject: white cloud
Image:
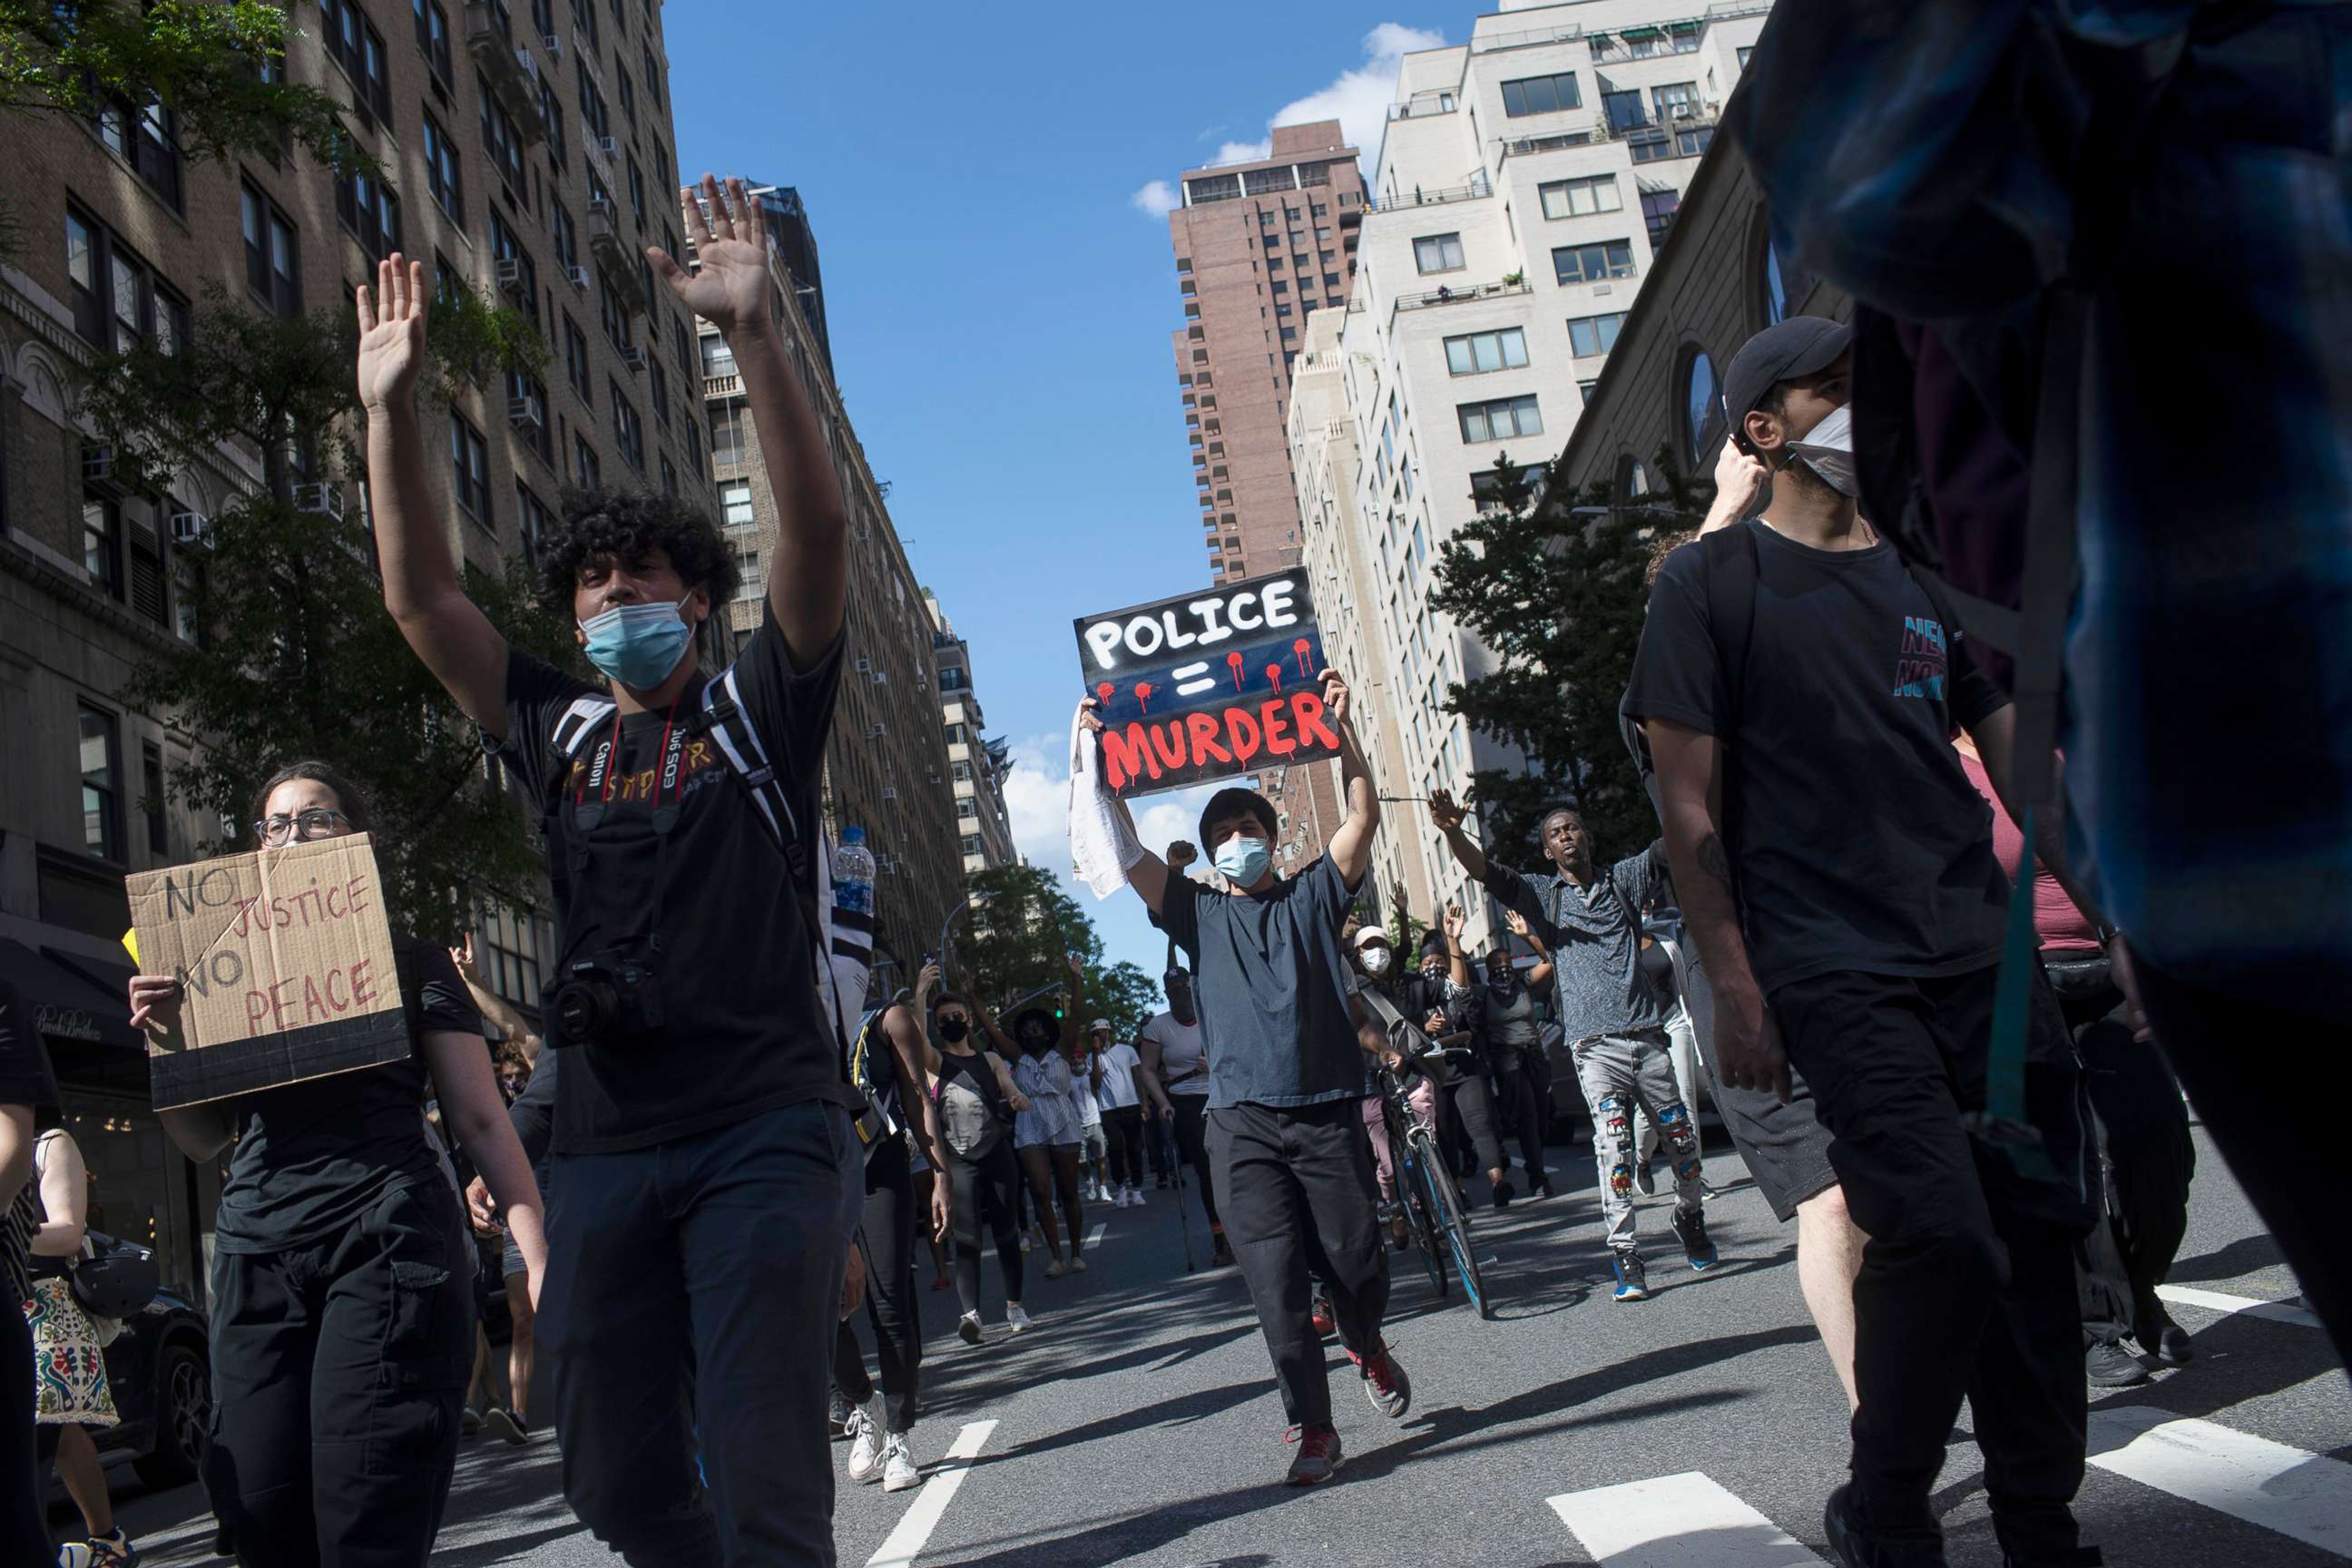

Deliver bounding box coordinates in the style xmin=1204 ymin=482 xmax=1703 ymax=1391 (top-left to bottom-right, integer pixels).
xmin=1002 ymin=732 xmax=1224 ymax=879
xmin=1212 ymin=24 xmax=1447 ymax=175
xmin=1205 ymin=138 xmax=1272 ymax=167
xmin=1129 ymin=180 xmax=1181 ymax=220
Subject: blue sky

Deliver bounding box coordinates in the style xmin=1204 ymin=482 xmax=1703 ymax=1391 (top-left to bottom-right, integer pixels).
xmin=665 ymin=5 xmax=1455 ymax=981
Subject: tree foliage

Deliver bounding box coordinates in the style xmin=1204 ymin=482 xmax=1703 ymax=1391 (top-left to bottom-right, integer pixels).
xmin=1426 ymin=446 xmax=1713 ymax=867
xmin=949 ymin=865 xmax=1161 ymax=1040
xmin=0 ymin=0 xmax=366 ymax=170
xmin=85 ymin=287 xmax=564 ymax=941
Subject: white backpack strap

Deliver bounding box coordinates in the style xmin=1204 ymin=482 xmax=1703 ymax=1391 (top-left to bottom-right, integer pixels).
xmin=552 ymin=694 xmax=618 ymax=760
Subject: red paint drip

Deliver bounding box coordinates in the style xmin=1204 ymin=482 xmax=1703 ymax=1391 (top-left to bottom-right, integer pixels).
xmin=1265 ymin=664 xmax=1284 ymax=693
xmin=1293 ymin=638 xmax=1312 ymax=678
xmin=1226 ymin=650 xmax=1245 ymax=690
xmin=1134 ymin=681 xmax=1153 ymax=713
xmin=1095 ymin=681 xmax=1114 ymax=705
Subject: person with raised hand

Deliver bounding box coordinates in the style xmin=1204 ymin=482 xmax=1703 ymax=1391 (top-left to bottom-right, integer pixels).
xmin=357 ymin=172 xmax=864 ymax=1563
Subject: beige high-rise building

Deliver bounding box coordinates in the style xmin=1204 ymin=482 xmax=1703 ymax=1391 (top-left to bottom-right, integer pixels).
xmin=697 ymin=240 xmax=963 ymax=985
xmin=0 ymin=0 xmax=712 ymax=1309
xmin=925 ymin=595 xmax=1018 ymax=877
xmin=1294 ymin=0 xmax=1770 ymax=948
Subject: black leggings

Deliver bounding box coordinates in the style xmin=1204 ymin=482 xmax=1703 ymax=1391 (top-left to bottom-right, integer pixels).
xmin=1494 ymin=1051 xmax=1547 ymax=1183
xmin=1102 ymin=1105 xmax=1146 ymax=1190
xmin=946 ymin=1136 xmax=1024 ymax=1314
xmin=3 ymin=1298 xmax=51 ymax=1561
xmin=1168 ymin=1094 xmax=1220 ymax=1229
xmin=1450 ymin=1070 xmax=1505 ymax=1177
xmin=835 ymin=1139 xmax=922 ymax=1435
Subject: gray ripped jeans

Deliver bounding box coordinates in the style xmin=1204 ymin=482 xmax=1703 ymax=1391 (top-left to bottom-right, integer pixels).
xmin=1574 ymin=1028 xmax=1703 ymax=1251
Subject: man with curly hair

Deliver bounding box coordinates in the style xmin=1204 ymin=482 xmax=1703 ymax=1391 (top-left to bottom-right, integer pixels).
xmin=358 ymin=175 xmax=867 ymax=1565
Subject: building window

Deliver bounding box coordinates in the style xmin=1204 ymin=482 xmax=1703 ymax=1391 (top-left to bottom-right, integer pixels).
xmin=1553 ymin=240 xmax=1636 ymax=285
xmin=1566 ymin=312 xmax=1628 ymax=357
xmin=1444 ymin=328 xmax=1528 ymax=376
xmin=1539 ymin=175 xmax=1621 ymax=220
xmin=515 ymin=481 xmax=553 ymax=560
xmin=1738 ymin=45 xmax=1755 ymax=70
xmin=64 ymin=212 xmax=187 ymax=353
xmin=449 ymin=410 xmax=490 ymax=521
xmin=1412 ymin=232 xmax=1465 ymax=274
xmin=701 ymin=334 xmax=737 ymax=379
xmin=1457 ymin=395 xmax=1543 ymax=444
xmin=1677 ymin=126 xmax=1715 ymax=158
xmin=571 ymin=0 xmax=598 ymax=52
xmin=1602 ymin=89 xmax=1649 ymax=132
xmin=1652 ymin=82 xmax=1700 ymax=119
xmin=508 ymin=368 xmax=552 ymax=464
xmin=1682 ymin=348 xmax=1723 ymax=465
xmin=956 ymin=798 xmax=978 ymax=820
xmin=647 ymin=357 xmax=669 ymax=427
xmin=598 ymin=270 xmax=633 ymax=351
xmin=659 ymin=453 xmax=678 ymax=495
xmin=961 ymin=834 xmax=983 ymax=858
xmin=720 ymin=480 xmax=753 ymax=527
xmin=573 ymin=431 xmax=601 ymax=490
xmin=1762 ymin=232 xmax=1813 ymax=326
xmin=710 ymin=404 xmax=744 ymax=465
xmin=77 ymin=702 xmax=122 ymax=861
xmin=611 ymin=382 xmax=644 ymax=472
xmin=81 ymin=497 xmax=122 ymax=599
xmin=617 ymin=64 xmax=637 ymax=127
xmin=241 ymin=183 xmax=301 ymax=315
xmin=553 ymin=201 xmax=579 ymax=272
xmin=480 ymin=76 xmax=527 ymax=198
xmin=563 ymin=313 xmax=592 ymax=403
xmin=422 ymin=112 xmax=465 ymax=226
xmin=577 ymin=60 xmax=609 ymax=142
xmin=1500 ymin=71 xmax=1581 ymax=116
xmin=1642 ymin=189 xmax=1682 ymax=248
xmin=142 ymin=742 xmax=169 ymax=856
xmin=411 ymin=0 xmax=452 ymax=89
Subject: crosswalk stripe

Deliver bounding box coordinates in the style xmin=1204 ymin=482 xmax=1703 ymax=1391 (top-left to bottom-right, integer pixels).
xmin=1084 ymin=1221 xmax=1106 ymax=1249
xmin=862 ymin=1418 xmax=997 ymax=1568
xmin=1547 ymin=1472 xmax=1823 ymax=1565
xmin=2089 ymin=1406 xmax=2352 ymax=1558
xmin=2155 ymin=1283 xmax=2324 ymax=1330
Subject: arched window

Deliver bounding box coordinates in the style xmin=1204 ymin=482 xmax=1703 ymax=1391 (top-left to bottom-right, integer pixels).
xmin=1615 ymin=452 xmax=1654 ymax=504
xmin=1761 ymin=231 xmax=1812 ymax=326
xmin=1680 ymin=346 xmax=1723 ymax=468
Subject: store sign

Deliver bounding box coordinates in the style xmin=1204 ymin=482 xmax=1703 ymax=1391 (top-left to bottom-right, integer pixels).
xmin=126 ymin=835 xmax=408 ymax=1110
xmin=34 ymin=1004 xmax=100 ymax=1043
xmin=1073 ymin=567 xmax=1337 ymax=798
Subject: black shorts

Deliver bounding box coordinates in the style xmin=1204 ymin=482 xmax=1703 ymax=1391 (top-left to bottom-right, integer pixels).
xmin=1685 ymin=961 xmax=1838 ymax=1222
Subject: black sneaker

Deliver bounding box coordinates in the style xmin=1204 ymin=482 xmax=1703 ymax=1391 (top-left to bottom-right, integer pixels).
xmin=1671 ymin=1206 xmax=1720 ymax=1271
xmin=828 ymin=1389 xmax=855 ymax=1438
xmin=2084 ymin=1338 xmax=2150 ymax=1387
xmin=1823 ymin=1483 xmax=1949 ymax=1567
xmin=1210 ymin=1234 xmax=1237 ymax=1269
xmin=2138 ymin=1308 xmax=2194 ymax=1367
xmin=1633 ymin=1159 xmax=1657 ymax=1197
xmin=483 ymin=1406 xmax=531 ymax=1446
xmin=1492 ymin=1179 xmax=1515 ymax=1210
xmin=1610 ymin=1250 xmax=1651 ymax=1302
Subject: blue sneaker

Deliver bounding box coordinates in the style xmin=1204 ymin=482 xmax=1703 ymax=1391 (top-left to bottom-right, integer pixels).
xmin=1672 ymin=1207 xmax=1720 ymax=1272
xmin=1610 ymin=1250 xmax=1651 ymax=1301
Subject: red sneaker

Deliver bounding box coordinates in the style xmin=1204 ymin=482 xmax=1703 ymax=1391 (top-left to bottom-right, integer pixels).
xmin=1284 ymin=1423 xmax=1344 ymax=1485
xmin=1309 ymin=1294 xmax=1335 ymax=1338
xmin=1349 ymin=1341 xmax=1412 ymax=1419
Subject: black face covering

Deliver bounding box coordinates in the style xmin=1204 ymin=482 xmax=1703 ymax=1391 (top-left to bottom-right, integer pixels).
xmin=1488 ymin=970 xmax=1517 ymax=993
xmin=938 ymin=1017 xmax=971 ymax=1044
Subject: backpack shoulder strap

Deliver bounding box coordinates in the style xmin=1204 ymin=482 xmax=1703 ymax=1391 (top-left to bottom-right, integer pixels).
xmin=1699 ymin=522 xmax=1759 ymax=740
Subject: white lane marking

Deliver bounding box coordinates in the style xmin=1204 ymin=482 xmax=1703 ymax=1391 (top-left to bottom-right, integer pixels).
xmin=863 ymin=1418 xmax=998 ymax=1568
xmin=2090 ymin=1406 xmax=2352 ymax=1557
xmin=1548 ymin=1472 xmax=1822 ymax=1565
xmin=1084 ymin=1221 xmax=1106 ymax=1250
xmin=2156 ymin=1283 xmax=2324 ymax=1330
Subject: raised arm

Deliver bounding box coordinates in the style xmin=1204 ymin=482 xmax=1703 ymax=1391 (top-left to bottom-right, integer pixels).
xmin=1501 ymin=908 xmax=1554 ymax=988
xmin=1442 ymin=903 xmax=1471 ymax=989
xmin=1647 ymin=718 xmax=1788 ymax=1102
xmin=882 ymin=1004 xmax=952 ymax=1241
xmin=652 ymin=175 xmax=846 ymax=666
xmin=1429 ymin=789 xmax=1561 ymax=946
xmin=1074 ymin=697 xmax=1172 ymax=914
xmin=451 ymin=936 xmax=537 ymax=1049
xmin=1321 ymin=669 xmax=1381 ymax=891
xmin=358 ymin=256 xmax=511 ymax=735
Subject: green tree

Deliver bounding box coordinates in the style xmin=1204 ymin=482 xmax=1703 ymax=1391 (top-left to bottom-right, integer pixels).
xmin=1089 ymin=961 xmax=1161 ymax=1044
xmin=0 ymin=0 xmax=359 ymax=167
xmin=81 ymin=285 xmax=560 ymax=940
xmin=1426 ymin=446 xmax=1712 ymax=866
xmin=953 ymin=865 xmax=1102 ymax=1014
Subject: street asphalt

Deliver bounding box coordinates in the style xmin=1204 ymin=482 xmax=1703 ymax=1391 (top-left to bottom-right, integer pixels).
xmin=96 ymin=1121 xmax=2350 ymax=1566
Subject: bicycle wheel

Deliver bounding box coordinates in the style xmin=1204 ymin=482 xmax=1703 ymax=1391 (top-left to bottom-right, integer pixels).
xmin=1421 ymin=1139 xmax=1494 ymax=1318
xmin=1398 ymin=1140 xmax=1449 ymax=1297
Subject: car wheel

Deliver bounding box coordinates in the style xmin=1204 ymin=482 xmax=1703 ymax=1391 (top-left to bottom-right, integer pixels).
xmin=133 ymin=1342 xmax=210 ymax=1490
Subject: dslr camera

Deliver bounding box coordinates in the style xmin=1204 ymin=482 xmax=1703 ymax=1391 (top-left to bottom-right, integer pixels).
xmin=550 ymin=946 xmax=666 ymax=1046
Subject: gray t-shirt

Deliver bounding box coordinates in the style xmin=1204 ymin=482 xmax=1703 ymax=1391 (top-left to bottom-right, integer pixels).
xmin=1159 ymin=853 xmax=1362 ymax=1111
xmin=1484 ymin=845 xmax=1671 ymax=1045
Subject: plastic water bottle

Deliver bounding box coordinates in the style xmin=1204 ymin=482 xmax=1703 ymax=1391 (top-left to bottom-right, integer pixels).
xmin=834 ymin=826 xmax=876 ymax=917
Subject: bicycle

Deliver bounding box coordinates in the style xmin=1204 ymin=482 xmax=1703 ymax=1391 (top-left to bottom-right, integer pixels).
xmin=1377 ymin=1036 xmax=1494 ymax=1319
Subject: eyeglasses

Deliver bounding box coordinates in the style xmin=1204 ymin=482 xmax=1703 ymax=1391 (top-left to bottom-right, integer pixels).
xmin=254 ymin=808 xmax=351 ymax=846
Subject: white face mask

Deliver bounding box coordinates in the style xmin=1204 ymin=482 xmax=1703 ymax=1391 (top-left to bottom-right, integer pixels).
xmin=1784 ymin=403 xmax=1857 ymax=496
xmin=1359 ymin=946 xmax=1393 ymax=978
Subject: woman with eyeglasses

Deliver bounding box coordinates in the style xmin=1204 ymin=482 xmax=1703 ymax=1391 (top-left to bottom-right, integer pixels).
xmin=126 ymin=761 xmax=546 ymax=1568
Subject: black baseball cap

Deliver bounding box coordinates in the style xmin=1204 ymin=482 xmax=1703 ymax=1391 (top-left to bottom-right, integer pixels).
xmin=1722 ymin=317 xmax=1850 ymax=449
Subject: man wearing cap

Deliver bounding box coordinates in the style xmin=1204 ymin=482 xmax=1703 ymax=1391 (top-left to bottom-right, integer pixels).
xmin=1626 ymin=318 xmax=2100 ymax=1568
xmin=1424 ymin=797 xmax=1717 ymax=1302
xmin=1075 ymin=670 xmax=1408 ymax=1488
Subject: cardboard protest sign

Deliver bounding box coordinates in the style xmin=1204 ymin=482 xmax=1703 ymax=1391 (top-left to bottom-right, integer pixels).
xmin=126 ymin=835 xmax=410 ymax=1109
xmin=1073 ymin=566 xmax=1337 ymax=799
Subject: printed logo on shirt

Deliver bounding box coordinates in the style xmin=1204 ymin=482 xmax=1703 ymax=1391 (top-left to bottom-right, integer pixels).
xmin=564 ymin=739 xmax=725 ymax=805
xmin=1892 ymin=615 xmax=1948 ymax=701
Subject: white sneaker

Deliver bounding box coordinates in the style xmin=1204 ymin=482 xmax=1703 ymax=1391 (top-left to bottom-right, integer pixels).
xmin=1122 ymin=1186 xmax=1142 ymax=1208
xmin=957 ymin=1310 xmax=983 ymax=1345
xmin=845 ymin=1403 xmax=884 ymax=1483
xmin=1006 ymin=1301 xmax=1034 ymax=1333
xmin=1019 ymin=1230 xmax=1034 ymax=1253
xmin=1044 ymin=1256 xmax=1069 ymax=1279
xmin=56 ymin=1548 xmax=93 ymax=1568
xmin=882 ymin=1432 xmax=921 ymax=1492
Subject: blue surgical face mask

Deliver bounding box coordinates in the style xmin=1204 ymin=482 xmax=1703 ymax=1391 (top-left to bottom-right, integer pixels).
xmin=1214 ymin=835 xmax=1271 ymax=887
xmin=578 ymin=600 xmax=695 ymax=689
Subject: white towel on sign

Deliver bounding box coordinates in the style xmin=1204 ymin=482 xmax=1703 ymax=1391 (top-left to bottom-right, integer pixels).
xmin=1068 ymin=709 xmax=1143 ymax=898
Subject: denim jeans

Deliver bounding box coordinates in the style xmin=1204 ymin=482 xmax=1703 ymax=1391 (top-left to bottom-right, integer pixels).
xmin=542 ymin=1102 xmax=860 ymax=1567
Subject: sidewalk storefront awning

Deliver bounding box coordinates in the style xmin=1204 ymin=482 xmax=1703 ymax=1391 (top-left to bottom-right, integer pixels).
xmin=0 ymin=938 xmax=143 ymax=1052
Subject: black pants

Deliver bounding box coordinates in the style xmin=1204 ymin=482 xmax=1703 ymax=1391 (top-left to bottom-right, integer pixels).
xmin=2072 ymin=1005 xmax=2194 ymax=1348
xmin=1207 ymin=1099 xmax=1391 ymax=1427
xmin=1493 ymin=1049 xmax=1547 ymax=1184
xmin=834 ymin=1139 xmax=922 ymax=1436
xmin=945 ymin=1134 xmax=1024 ymax=1314
xmin=204 ymin=1181 xmax=474 ymax=1568
xmin=4 ymin=1289 xmax=53 ymax=1561
xmin=1168 ymin=1095 xmax=1220 ymax=1229
xmin=1449 ymin=1069 xmax=1504 ymax=1176
xmin=542 ymin=1102 xmax=860 ymax=1568
xmin=1102 ymin=1104 xmax=1147 ymax=1191
xmin=1773 ymin=964 xmax=2091 ymax=1559
xmin=2134 ymin=958 xmax=2351 ymax=1369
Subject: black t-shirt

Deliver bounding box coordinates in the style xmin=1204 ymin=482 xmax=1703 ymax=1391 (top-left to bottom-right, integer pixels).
xmin=498 ymin=607 xmax=856 ymax=1153
xmin=1160 ymin=854 xmax=1362 ymax=1111
xmin=212 ymin=934 xmax=481 ymax=1254
xmin=1624 ymin=521 xmax=2013 ymax=992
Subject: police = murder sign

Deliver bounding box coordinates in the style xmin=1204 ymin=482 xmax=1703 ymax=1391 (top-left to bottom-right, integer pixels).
xmin=1074 ymin=567 xmax=1336 ymax=799
xmin=126 ymin=834 xmax=410 ymax=1110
